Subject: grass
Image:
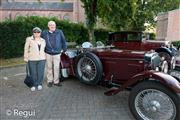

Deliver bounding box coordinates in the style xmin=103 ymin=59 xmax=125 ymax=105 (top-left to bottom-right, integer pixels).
xmin=0 ymin=57 xmax=25 ymax=67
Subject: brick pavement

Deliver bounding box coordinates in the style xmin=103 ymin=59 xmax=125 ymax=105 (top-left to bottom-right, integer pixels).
xmin=0 ymin=65 xmax=135 ymax=120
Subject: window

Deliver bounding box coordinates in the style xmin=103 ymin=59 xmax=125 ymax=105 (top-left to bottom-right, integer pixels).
xmin=7 ymin=0 xmax=14 ymax=3
xmin=58 ymin=14 xmax=62 ymax=19
xmin=15 ymin=13 xmax=21 ymax=19
xmin=49 ymin=13 xmax=55 ymax=18
xmin=63 ymin=14 xmax=70 ymax=20
xmin=127 ymin=33 xmax=141 ymax=41
xmin=114 ymin=34 xmax=126 ymax=42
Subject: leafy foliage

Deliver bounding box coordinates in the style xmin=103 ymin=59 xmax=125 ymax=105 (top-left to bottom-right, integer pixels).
xmin=0 ymin=16 xmax=109 ymax=58
xmin=172 ymin=41 xmax=180 ymax=48
xmin=97 ymin=0 xmax=180 ymax=31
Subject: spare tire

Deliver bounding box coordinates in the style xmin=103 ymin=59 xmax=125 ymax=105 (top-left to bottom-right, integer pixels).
xmin=75 ymin=52 xmax=103 ymax=85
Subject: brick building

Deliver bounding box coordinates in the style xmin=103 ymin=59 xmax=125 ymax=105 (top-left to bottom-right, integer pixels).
xmin=0 ymin=0 xmax=86 ymax=23
xmin=156 ymin=9 xmax=180 ymax=41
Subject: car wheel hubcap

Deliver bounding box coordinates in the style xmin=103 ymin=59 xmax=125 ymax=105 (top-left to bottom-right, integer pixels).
xmin=77 ymin=57 xmax=97 ymax=81
xmin=135 ymin=89 xmax=176 ymax=120
xmin=148 ymin=100 xmax=160 ymax=112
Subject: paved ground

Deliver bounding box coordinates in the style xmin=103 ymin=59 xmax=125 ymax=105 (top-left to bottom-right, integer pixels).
xmin=0 ymin=65 xmax=135 ymax=120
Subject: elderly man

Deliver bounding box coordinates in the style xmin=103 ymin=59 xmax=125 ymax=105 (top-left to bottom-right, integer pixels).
xmin=41 ymin=21 xmax=67 ymax=87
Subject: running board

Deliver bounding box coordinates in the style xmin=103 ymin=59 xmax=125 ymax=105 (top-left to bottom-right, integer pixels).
xmin=104 ymin=87 xmax=121 ymax=96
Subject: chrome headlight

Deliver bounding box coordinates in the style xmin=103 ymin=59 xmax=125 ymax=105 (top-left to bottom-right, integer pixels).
xmin=145 ymin=52 xmax=161 ymax=70
xmin=82 ymin=42 xmax=93 ymax=48
xmin=161 ymin=61 xmax=169 ymax=73
xmin=151 ymin=55 xmax=161 ymax=70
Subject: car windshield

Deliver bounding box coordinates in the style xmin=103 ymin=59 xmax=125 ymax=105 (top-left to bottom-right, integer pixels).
xmin=113 ymin=34 xmax=126 ymax=41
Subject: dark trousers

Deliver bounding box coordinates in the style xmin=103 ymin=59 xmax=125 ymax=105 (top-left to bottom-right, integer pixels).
xmin=28 ymin=60 xmax=46 ymax=87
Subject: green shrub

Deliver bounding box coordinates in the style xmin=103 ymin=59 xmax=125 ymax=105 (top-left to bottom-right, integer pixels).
xmin=0 ymin=16 xmax=110 ymax=58
xmin=172 ymin=41 xmax=180 ymax=46
xmin=172 ymin=40 xmax=180 ymax=50
xmin=149 ymin=33 xmax=156 ymax=40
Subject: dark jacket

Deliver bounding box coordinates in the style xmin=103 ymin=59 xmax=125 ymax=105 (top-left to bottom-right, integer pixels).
xmin=41 ymin=29 xmax=67 ymax=55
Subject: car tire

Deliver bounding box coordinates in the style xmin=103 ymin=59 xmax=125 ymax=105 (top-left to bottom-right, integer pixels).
xmin=129 ymin=81 xmax=180 ymax=120
xmin=158 ymin=52 xmax=171 ymax=61
xmin=75 ymin=52 xmax=103 ymax=85
xmin=158 ymin=52 xmax=172 ymax=69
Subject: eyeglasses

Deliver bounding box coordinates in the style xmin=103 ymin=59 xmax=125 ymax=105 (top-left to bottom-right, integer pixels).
xmin=33 ymin=31 xmax=40 ymax=33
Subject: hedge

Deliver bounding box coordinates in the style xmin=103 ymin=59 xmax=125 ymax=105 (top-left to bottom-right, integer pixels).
xmin=0 ymin=16 xmax=109 ymax=58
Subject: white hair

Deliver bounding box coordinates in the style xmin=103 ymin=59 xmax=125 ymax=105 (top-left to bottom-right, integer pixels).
xmin=48 ymin=21 xmax=56 ymax=26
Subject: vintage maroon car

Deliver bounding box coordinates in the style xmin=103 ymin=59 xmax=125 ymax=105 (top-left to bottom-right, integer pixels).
xmin=108 ymin=31 xmax=178 ymax=69
xmin=60 ymin=43 xmax=180 ymax=120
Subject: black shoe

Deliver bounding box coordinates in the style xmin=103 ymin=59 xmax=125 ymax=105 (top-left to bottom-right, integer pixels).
xmin=47 ymin=82 xmax=53 ymax=87
xmin=54 ymin=82 xmax=62 ymax=87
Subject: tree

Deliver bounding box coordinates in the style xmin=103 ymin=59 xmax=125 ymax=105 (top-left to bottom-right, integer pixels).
xmin=81 ymin=0 xmax=97 ymax=44
xmin=97 ymin=0 xmax=180 ymax=31
xmin=97 ymin=0 xmax=134 ymax=30
xmin=38 ymin=0 xmax=97 ymax=44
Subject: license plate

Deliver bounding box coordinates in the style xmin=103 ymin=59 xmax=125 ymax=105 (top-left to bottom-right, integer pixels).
xmin=170 ymin=70 xmax=180 ymax=79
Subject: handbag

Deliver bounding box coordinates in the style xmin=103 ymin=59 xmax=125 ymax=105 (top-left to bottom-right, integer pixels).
xmin=24 ymin=64 xmax=34 ymax=88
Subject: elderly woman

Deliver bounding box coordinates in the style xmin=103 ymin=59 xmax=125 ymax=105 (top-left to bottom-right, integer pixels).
xmin=24 ymin=27 xmax=46 ymax=91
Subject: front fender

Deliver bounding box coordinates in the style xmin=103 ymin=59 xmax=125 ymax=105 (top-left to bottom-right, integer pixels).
xmin=104 ymin=70 xmax=180 ymax=96
xmin=60 ymin=52 xmax=76 ymax=76
xmin=155 ymin=47 xmax=173 ymax=56
xmin=60 ymin=52 xmax=71 ymax=68
xmin=130 ymin=70 xmax=180 ymax=93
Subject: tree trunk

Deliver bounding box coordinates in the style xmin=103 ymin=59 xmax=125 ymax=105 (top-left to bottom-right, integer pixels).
xmin=88 ymin=28 xmax=95 ymax=45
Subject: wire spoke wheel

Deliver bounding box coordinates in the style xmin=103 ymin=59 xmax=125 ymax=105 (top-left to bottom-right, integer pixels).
xmin=129 ymin=81 xmax=179 ymax=120
xmin=135 ymin=89 xmax=176 ymax=120
xmin=77 ymin=57 xmax=97 ymax=81
xmin=76 ymin=52 xmax=103 ymax=84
